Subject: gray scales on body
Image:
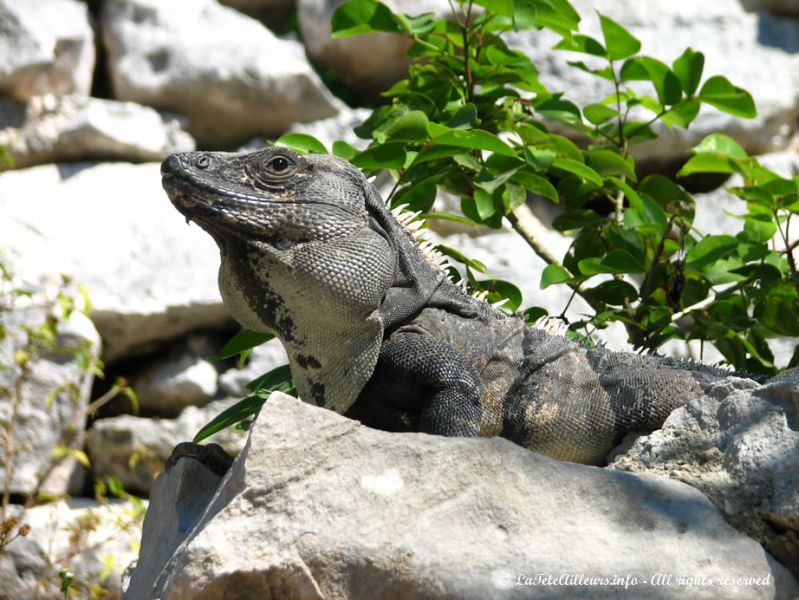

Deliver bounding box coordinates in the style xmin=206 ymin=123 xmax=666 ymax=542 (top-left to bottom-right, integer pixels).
xmin=161 ymin=145 xmax=761 ymax=466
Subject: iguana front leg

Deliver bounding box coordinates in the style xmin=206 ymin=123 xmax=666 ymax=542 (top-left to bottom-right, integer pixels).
xmin=349 ymin=332 xmax=484 ymax=437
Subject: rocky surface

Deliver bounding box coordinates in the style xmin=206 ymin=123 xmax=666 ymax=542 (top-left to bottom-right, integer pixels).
xmin=610 ymin=370 xmax=799 ymax=577
xmin=0 ymin=94 xmax=194 ymax=169
xmin=0 ymin=161 xmax=229 ymax=362
xmin=126 ymin=392 xmax=798 ymax=600
xmin=86 ymin=397 xmax=248 ymax=493
xmin=299 ymin=0 xmax=450 ymax=97
xmin=131 ymin=334 xmax=220 ymax=417
xmin=0 ymin=306 xmax=99 ymax=496
xmin=0 ymin=0 xmax=95 ymax=100
xmin=505 ymin=0 xmax=799 ymax=165
xmin=102 ymin=0 xmax=343 ymax=147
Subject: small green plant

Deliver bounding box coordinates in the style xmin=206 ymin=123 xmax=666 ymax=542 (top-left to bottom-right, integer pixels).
xmin=0 ymin=253 xmax=141 ymax=597
xmin=197 ymin=0 xmax=796 ymax=440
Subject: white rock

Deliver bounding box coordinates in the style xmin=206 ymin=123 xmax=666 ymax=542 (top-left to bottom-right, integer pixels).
xmin=86 ymin=397 xmax=248 ymax=493
xmin=298 ymin=0 xmax=450 ymax=95
xmin=505 ymin=0 xmax=799 ymax=162
xmin=0 ymin=306 xmax=99 ymax=496
xmin=610 ymin=370 xmax=799 ymax=576
xmin=126 ymin=392 xmax=799 ymax=599
xmin=0 ymin=162 xmax=229 ymax=362
xmin=102 ymin=0 xmax=343 ymax=147
xmin=0 ymin=95 xmax=195 ymax=169
xmin=132 ymin=335 xmax=221 ymax=416
xmin=0 ymin=0 xmax=94 ymax=99
xmin=0 ymin=498 xmax=143 ymax=600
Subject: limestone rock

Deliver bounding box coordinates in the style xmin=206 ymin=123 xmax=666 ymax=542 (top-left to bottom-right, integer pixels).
xmin=610 ymin=371 xmax=799 ymax=576
xmin=86 ymin=397 xmax=248 ymax=493
xmin=505 ymin=0 xmax=799 ymax=163
xmin=0 ymin=95 xmax=195 ymax=169
xmin=0 ymin=306 xmax=99 ymax=496
xmin=126 ymin=392 xmax=798 ymax=599
xmin=219 ymin=0 xmax=295 ymax=28
xmin=0 ymin=498 xmax=143 ymax=600
xmin=0 ymin=0 xmax=94 ymax=99
xmin=298 ymin=0 xmax=450 ymax=96
xmin=132 ymin=335 xmax=220 ymax=416
xmin=102 ymin=0 xmax=343 ymax=147
xmin=0 ymin=162 xmax=229 ymax=362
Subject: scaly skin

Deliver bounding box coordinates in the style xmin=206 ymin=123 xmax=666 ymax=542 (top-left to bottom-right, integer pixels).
xmin=162 ymin=145 xmax=757 ymax=465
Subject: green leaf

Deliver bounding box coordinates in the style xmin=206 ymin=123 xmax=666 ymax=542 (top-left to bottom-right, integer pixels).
xmin=677 ymin=154 xmax=738 ymax=177
xmin=686 ymin=234 xmax=738 ymax=269
xmin=332 ymin=140 xmax=358 ymax=160
xmin=690 ymin=133 xmax=748 ymax=159
xmin=437 ymin=244 xmax=488 ymax=272
xmin=193 ymin=395 xmax=265 ymax=442
xmin=351 ymin=143 xmax=407 ymax=169
xmin=583 ymin=103 xmax=619 ymax=125
xmin=512 ymin=171 xmax=559 ymax=202
xmin=501 ymin=182 xmax=527 ymax=213
xmin=379 ymin=110 xmax=430 ymax=142
xmin=578 ymin=249 xmax=646 ymax=275
xmin=246 ymin=364 xmax=295 ymax=394
xmin=585 ymin=280 xmax=639 ymax=305
xmin=553 ymin=34 xmax=606 ymax=57
xmin=698 ymin=76 xmax=757 ymax=118
xmin=513 ymin=0 xmax=537 ymax=31
xmin=274 ymin=133 xmax=327 ymax=154
xmin=474 ymin=188 xmax=497 ymax=220
xmin=472 ymin=278 xmax=523 ymax=311
xmin=672 ymin=48 xmax=704 ymax=96
xmin=529 ymin=0 xmax=581 ymax=35
xmin=540 ymin=264 xmax=572 ymax=288
xmin=743 ymin=215 xmax=778 ymax=243
xmin=393 ymin=174 xmax=442 ymax=212
xmin=585 ymin=149 xmax=636 ymax=181
xmin=661 ymin=98 xmax=701 ymax=128
xmin=219 ymin=330 xmax=274 ymax=360
xmin=620 ymin=56 xmax=682 ymax=106
xmin=429 ymin=127 xmax=517 ymax=157
xmin=331 ymin=0 xmax=403 ymax=37
xmin=598 ymin=13 xmax=641 ymax=61
xmin=551 ymin=158 xmax=604 ymax=187
xmin=524 ymin=146 xmax=557 ymax=172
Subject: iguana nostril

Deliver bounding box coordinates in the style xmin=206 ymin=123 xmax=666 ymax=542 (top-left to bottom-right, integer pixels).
xmin=161 ymin=154 xmax=182 ymax=176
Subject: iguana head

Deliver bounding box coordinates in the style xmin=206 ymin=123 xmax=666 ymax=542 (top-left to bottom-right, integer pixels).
xmin=161 ymin=146 xmax=374 ymax=249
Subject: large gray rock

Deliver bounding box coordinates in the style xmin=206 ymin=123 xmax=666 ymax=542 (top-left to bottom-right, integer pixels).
xmin=102 ymin=0 xmax=343 ymax=147
xmin=0 ymin=0 xmax=94 ymax=99
xmin=126 ymin=392 xmax=798 ymax=599
xmin=610 ymin=371 xmax=799 ymax=577
xmin=298 ymin=0 xmax=450 ymax=96
xmin=0 ymin=306 xmax=99 ymax=496
xmin=0 ymin=498 xmax=143 ymax=600
xmin=506 ymin=0 xmax=799 ymax=163
xmin=0 ymin=95 xmax=195 ymax=169
xmin=87 ymin=397 xmax=248 ymax=493
xmin=0 ymin=162 xmax=229 ymax=362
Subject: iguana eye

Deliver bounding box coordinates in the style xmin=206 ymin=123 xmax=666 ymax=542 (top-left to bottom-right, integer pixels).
xmin=265 ymin=155 xmax=293 ymax=175
xmin=196 ymin=154 xmax=210 ymax=169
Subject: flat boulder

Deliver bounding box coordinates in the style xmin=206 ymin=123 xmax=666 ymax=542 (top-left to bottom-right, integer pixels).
xmin=126 ymin=392 xmax=798 ymax=599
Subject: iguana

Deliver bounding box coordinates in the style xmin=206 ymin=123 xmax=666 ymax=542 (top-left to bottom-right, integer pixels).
xmin=161 ymin=145 xmax=759 ymax=466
